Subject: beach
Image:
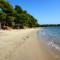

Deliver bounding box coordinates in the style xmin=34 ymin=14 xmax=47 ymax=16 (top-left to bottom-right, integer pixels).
xmin=0 ymin=28 xmax=59 ymax=60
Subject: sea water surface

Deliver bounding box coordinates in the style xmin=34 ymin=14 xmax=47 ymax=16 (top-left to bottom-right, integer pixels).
xmin=38 ymin=27 xmax=60 ymax=57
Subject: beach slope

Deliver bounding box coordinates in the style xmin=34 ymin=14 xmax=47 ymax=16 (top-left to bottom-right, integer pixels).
xmin=0 ymin=29 xmax=57 ymax=60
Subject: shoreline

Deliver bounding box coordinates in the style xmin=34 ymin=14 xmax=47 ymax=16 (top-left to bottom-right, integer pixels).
xmin=0 ymin=28 xmax=59 ymax=60
xmin=37 ymin=28 xmax=60 ymax=60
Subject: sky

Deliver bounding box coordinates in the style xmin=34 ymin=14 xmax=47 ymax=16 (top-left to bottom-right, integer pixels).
xmin=7 ymin=0 xmax=60 ymax=24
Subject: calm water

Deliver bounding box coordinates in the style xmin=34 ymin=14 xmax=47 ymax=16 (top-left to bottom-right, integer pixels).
xmin=38 ymin=27 xmax=60 ymax=53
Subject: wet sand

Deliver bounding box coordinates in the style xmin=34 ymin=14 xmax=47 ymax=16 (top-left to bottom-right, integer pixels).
xmin=0 ymin=29 xmax=59 ymax=60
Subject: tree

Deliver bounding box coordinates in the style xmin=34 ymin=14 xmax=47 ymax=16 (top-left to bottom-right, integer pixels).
xmin=0 ymin=0 xmax=14 ymax=15
xmin=6 ymin=16 xmax=15 ymax=27
xmin=15 ymin=5 xmax=23 ymax=14
xmin=0 ymin=0 xmax=39 ymax=29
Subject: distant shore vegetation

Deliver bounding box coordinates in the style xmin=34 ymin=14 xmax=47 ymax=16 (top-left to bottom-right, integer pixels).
xmin=39 ymin=24 xmax=60 ymax=27
xmin=0 ymin=0 xmax=40 ymax=29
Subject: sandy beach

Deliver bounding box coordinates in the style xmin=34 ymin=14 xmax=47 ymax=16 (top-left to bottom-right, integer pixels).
xmin=0 ymin=28 xmax=59 ymax=60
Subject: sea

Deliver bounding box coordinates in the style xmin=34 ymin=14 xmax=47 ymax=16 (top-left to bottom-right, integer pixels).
xmin=38 ymin=27 xmax=60 ymax=57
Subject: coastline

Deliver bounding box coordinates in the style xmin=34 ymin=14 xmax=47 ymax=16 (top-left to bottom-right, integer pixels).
xmin=0 ymin=28 xmax=59 ymax=60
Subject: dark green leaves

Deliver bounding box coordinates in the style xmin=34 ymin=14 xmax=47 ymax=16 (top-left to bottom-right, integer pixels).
xmin=0 ymin=0 xmax=39 ymax=29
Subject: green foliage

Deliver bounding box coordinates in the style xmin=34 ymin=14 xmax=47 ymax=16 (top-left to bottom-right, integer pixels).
xmin=0 ymin=0 xmax=14 ymax=15
xmin=0 ymin=0 xmax=39 ymax=29
xmin=39 ymin=24 xmax=60 ymax=27
xmin=15 ymin=5 xmax=23 ymax=14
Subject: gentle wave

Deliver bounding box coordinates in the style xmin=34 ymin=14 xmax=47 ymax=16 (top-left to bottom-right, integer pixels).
xmin=48 ymin=40 xmax=60 ymax=52
xmin=38 ymin=27 xmax=60 ymax=52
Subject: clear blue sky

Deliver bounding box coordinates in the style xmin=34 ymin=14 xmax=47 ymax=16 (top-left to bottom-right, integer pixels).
xmin=7 ymin=0 xmax=60 ymax=24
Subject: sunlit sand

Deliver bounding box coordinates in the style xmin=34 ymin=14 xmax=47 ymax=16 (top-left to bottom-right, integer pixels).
xmin=0 ymin=29 xmax=58 ymax=60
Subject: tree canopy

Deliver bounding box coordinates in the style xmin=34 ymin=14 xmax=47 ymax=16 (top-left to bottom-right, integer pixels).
xmin=0 ymin=0 xmax=39 ymax=29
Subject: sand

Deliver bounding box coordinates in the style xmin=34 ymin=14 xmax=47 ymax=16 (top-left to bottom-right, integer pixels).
xmin=0 ymin=28 xmax=59 ymax=60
